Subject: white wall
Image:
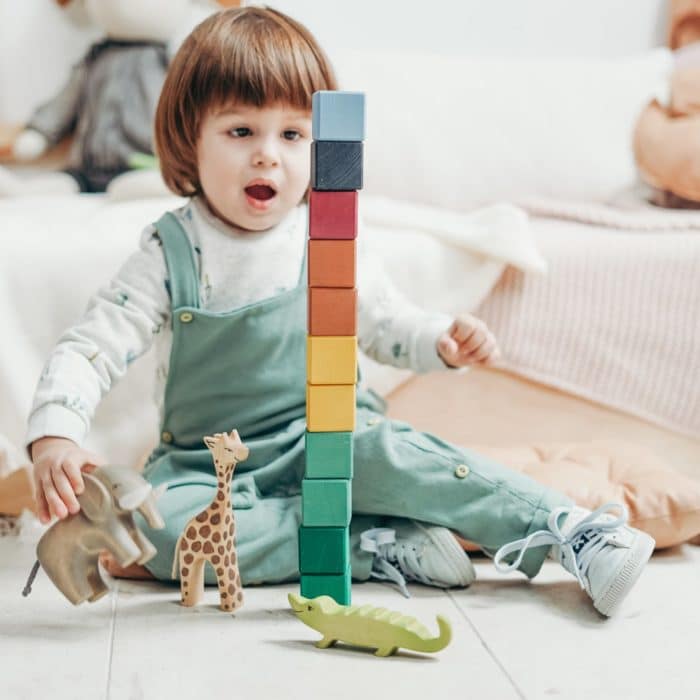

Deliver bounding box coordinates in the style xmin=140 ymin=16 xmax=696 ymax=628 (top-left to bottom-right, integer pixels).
xmin=0 ymin=0 xmax=667 ymax=123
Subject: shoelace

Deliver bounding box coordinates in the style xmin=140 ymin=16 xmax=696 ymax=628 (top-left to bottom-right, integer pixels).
xmin=493 ymin=502 xmax=629 ymax=592
xmin=359 ymin=527 xmax=434 ymax=599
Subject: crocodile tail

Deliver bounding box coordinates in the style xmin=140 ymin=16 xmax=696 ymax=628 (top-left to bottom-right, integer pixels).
xmin=419 ymin=615 xmax=452 ymax=653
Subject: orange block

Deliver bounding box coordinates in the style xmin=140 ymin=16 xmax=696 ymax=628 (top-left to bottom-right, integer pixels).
xmin=308 ymin=288 xmax=357 ymax=336
xmin=308 ymin=240 xmax=356 ymax=288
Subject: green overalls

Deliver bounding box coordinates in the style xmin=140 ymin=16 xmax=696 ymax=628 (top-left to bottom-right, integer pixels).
xmin=138 ymin=211 xmax=571 ymax=585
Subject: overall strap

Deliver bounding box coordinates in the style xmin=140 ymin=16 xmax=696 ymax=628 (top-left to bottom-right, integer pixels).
xmin=153 ymin=212 xmax=200 ymax=310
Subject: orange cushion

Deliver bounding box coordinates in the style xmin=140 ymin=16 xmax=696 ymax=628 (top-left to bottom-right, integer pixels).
xmin=459 ymin=441 xmax=700 ymax=550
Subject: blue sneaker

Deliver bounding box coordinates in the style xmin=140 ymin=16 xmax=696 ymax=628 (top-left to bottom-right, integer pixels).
xmin=360 ymin=519 xmax=476 ymax=598
xmin=493 ymin=503 xmax=655 ymax=616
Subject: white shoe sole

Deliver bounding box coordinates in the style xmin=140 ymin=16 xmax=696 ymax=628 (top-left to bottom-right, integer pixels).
xmin=593 ymin=532 xmax=655 ymax=617
xmin=413 ymin=520 xmax=477 ymax=587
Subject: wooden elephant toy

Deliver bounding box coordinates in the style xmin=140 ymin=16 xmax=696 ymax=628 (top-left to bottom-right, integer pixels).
xmin=23 ymin=465 xmax=164 ymax=605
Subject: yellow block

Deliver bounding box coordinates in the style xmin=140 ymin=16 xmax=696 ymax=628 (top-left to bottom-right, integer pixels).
xmin=307 ymin=336 xmax=357 ymax=385
xmin=306 ymin=384 xmax=356 ymax=432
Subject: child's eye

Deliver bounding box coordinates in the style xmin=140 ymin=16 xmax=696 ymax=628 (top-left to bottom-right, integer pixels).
xmin=283 ymin=130 xmax=301 ymax=141
xmin=229 ymin=127 xmax=251 ymax=138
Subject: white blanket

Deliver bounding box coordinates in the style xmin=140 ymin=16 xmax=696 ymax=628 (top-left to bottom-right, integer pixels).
xmin=0 ymin=193 xmax=541 ymax=472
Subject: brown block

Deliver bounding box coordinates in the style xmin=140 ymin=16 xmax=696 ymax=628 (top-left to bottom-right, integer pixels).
xmin=308 ymin=239 xmax=356 ymax=288
xmin=308 ymin=288 xmax=357 ymax=336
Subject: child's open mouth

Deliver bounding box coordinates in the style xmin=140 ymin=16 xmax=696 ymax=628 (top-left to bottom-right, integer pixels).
xmin=244 ymin=182 xmax=277 ymax=210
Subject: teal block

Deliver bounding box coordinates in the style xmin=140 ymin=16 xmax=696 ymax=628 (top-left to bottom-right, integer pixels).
xmin=312 ymin=91 xmax=365 ymax=141
xmin=305 ymin=431 xmax=353 ymax=479
xmin=302 ymin=479 xmax=351 ymax=527
xmin=301 ymin=567 xmax=351 ymax=605
xmin=298 ymin=526 xmax=349 ymax=574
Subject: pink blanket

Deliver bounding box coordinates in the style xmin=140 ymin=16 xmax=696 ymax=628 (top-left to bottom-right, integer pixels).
xmin=476 ymin=197 xmax=700 ymax=439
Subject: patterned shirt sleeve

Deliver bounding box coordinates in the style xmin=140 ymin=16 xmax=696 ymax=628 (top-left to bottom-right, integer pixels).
xmin=356 ymin=228 xmax=454 ymax=373
xmin=26 ymin=225 xmax=171 ymax=448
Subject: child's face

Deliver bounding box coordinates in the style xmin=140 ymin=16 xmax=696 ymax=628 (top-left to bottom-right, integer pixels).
xmin=197 ymin=102 xmax=312 ymax=231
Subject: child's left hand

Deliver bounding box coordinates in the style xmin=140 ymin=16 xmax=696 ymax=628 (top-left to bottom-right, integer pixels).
xmin=436 ymin=314 xmax=501 ymax=368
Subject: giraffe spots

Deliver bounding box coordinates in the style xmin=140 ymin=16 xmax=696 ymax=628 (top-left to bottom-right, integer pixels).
xmin=199 ymin=525 xmax=211 ymax=538
xmin=221 ymin=591 xmax=228 ymax=599
xmin=217 ymin=567 xmax=224 ymax=576
xmin=191 ymin=541 xmax=202 ymax=552
xmin=181 ymin=539 xmax=189 ymax=551
xmin=212 ymin=532 xmax=221 ymax=543
xmin=237 ymin=592 xmax=243 ymax=602
xmin=212 ymin=555 xmax=220 ymax=565
xmin=228 ymin=584 xmax=235 ymax=595
xmin=182 ymin=567 xmax=189 ymax=576
xmin=196 ymin=512 xmax=208 ymax=523
xmin=184 ymin=553 xmax=194 ymax=565
xmin=203 ymin=542 xmax=214 ymax=554
xmin=211 ymin=513 xmax=221 ymax=525
xmin=211 ymin=502 xmax=219 ymax=510
xmin=231 ymin=552 xmax=237 ymax=564
xmin=224 ymin=555 xmax=230 ymax=567
xmin=186 ymin=526 xmax=196 ymax=539
xmin=226 ymin=539 xmax=233 ymax=551
xmin=217 ymin=492 xmax=224 ymax=501
xmin=222 ymin=529 xmax=228 ymax=540
xmin=218 ymin=545 xmax=225 ymax=555
xmin=225 ymin=514 xmax=231 ymax=525
xmin=218 ymin=481 xmax=224 ymax=490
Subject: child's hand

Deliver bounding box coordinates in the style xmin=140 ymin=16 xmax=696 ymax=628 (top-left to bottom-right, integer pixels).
xmin=30 ymin=436 xmax=106 ymax=524
xmin=436 ymin=314 xmax=501 ymax=368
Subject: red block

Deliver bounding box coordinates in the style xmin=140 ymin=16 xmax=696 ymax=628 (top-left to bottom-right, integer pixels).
xmin=309 ymin=190 xmax=358 ymax=240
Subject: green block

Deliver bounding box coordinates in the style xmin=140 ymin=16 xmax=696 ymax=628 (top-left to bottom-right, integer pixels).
xmin=301 ymin=567 xmax=351 ymax=605
xmin=305 ymin=431 xmax=353 ymax=479
xmin=302 ymin=479 xmax=351 ymax=527
xmin=298 ymin=526 xmax=349 ymax=574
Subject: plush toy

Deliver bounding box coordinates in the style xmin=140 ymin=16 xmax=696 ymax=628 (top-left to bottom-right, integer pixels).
xmin=634 ymin=0 xmax=700 ymax=207
xmin=0 ymin=0 xmax=234 ymax=199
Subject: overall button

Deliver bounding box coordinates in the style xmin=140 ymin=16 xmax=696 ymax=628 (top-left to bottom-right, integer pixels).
xmin=162 ymin=431 xmax=173 ymax=443
xmin=455 ymin=464 xmax=470 ymax=478
xmin=179 ymin=312 xmax=193 ymax=323
xmin=366 ymin=417 xmax=382 ymax=426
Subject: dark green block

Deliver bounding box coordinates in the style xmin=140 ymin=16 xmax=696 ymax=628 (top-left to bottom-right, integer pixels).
xmin=298 ymin=526 xmax=349 ymax=574
xmin=302 ymin=478 xmax=352 ymax=527
xmin=305 ymin=431 xmax=353 ymax=479
xmin=311 ymin=140 xmax=363 ymax=191
xmin=300 ymin=567 xmax=351 ymax=605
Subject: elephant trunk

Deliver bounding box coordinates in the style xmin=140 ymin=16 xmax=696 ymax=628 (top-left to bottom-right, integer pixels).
xmin=138 ymin=493 xmax=165 ymax=530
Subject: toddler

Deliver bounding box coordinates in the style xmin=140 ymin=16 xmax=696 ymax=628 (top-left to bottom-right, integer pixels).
xmin=29 ymin=7 xmax=654 ymax=615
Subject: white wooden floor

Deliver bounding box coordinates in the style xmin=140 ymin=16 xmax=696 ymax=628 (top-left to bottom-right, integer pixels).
xmin=2 ymin=531 xmax=700 ymax=700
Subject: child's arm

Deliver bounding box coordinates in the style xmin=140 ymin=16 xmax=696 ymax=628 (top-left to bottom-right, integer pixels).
xmin=357 ymin=236 xmax=500 ymax=372
xmin=27 ymin=225 xmax=170 ymax=521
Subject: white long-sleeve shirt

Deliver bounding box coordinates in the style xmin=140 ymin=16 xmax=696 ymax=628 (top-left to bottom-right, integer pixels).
xmin=26 ymin=197 xmax=452 ymax=448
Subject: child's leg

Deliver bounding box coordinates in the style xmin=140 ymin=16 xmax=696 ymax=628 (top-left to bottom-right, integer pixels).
xmin=135 ymin=473 xmax=378 ymax=585
xmin=352 ymin=408 xmax=573 ymax=579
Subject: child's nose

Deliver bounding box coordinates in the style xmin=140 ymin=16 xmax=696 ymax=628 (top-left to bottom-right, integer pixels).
xmin=252 ymin=138 xmax=279 ymax=167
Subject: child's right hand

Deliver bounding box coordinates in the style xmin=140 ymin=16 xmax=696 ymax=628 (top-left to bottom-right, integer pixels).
xmin=30 ymin=436 xmax=106 ymax=524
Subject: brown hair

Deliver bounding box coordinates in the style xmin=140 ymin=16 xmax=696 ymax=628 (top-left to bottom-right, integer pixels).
xmin=154 ymin=6 xmax=337 ymax=197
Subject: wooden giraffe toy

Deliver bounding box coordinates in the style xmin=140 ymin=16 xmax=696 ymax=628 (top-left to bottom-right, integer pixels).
xmin=172 ymin=430 xmax=249 ymax=612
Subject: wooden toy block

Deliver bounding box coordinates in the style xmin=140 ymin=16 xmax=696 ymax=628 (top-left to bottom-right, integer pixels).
xmin=311 ymin=141 xmax=363 ymax=191
xmin=302 ymin=478 xmax=352 ymax=527
xmin=298 ymin=526 xmax=349 ymax=574
xmin=308 ymin=287 xmax=357 ymax=336
xmin=312 ymin=91 xmax=366 ymax=141
xmin=300 ymin=568 xmax=352 ymax=605
xmin=308 ymin=191 xmax=358 ymax=240
xmin=307 ymin=336 xmax=357 ymax=385
xmin=305 ymin=431 xmax=353 ymax=479
xmin=308 ymin=239 xmax=356 ymax=287
xmin=306 ymin=384 xmax=356 ymax=432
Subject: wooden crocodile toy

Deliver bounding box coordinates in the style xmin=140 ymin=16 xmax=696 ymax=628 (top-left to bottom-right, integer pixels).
xmin=288 ymin=593 xmax=452 ymax=657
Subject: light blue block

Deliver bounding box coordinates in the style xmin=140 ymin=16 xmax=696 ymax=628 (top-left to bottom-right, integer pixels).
xmin=312 ymin=91 xmax=366 ymax=141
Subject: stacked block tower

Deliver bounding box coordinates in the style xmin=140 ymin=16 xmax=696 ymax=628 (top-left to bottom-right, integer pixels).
xmin=300 ymin=90 xmax=365 ymax=605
